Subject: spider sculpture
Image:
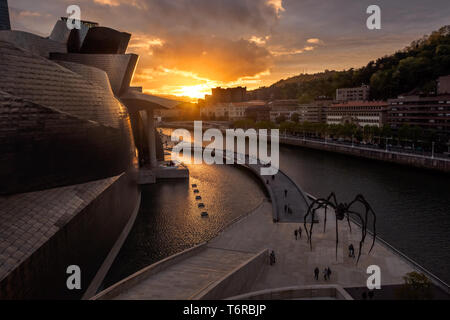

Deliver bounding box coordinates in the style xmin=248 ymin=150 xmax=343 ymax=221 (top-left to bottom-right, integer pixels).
xmin=303 ymin=193 xmax=377 ymax=264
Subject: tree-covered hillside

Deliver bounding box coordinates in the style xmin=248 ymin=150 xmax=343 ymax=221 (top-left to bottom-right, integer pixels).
xmin=248 ymin=26 xmax=450 ymax=102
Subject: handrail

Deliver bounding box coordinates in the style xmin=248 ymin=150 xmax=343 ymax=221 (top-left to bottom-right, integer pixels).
xmin=281 ymin=134 xmax=450 ymax=162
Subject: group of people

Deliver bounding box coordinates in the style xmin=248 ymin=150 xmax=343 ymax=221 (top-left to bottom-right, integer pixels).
xmin=362 ymin=290 xmax=375 ymax=300
xmin=285 ymin=204 xmax=292 ymax=214
xmin=266 ymin=176 xmax=293 ymax=216
xmin=314 ymin=266 xmax=332 ymax=281
xmin=294 ymin=225 xmax=302 ymax=240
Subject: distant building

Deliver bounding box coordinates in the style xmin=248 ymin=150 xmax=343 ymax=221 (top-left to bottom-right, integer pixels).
xmin=297 ymin=97 xmax=333 ymax=123
xmin=205 ymin=86 xmax=247 ymax=105
xmin=336 ymin=85 xmax=370 ymax=102
xmin=201 ymin=100 xmax=265 ymax=120
xmin=245 ymin=104 xmax=271 ymax=122
xmin=268 ymin=99 xmax=299 ymax=122
xmin=268 ymin=99 xmax=299 ymax=111
xmin=326 ymin=101 xmax=388 ymax=127
xmin=437 ymin=75 xmax=450 ymax=95
xmin=387 ymin=95 xmax=450 ymax=134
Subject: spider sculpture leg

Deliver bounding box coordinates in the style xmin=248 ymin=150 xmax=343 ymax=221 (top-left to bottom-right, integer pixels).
xmin=344 ymin=195 xmax=376 ymax=264
xmin=347 ymin=194 xmax=377 ymax=253
xmin=304 ymin=201 xmax=323 ymax=250
xmin=323 ymin=192 xmax=339 ymax=233
xmin=346 ymin=210 xmax=366 ymax=264
xmin=303 ymin=195 xmax=336 ymax=251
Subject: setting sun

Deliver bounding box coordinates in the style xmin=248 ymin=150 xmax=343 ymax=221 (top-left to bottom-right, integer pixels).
xmin=175 ymin=84 xmax=212 ymax=99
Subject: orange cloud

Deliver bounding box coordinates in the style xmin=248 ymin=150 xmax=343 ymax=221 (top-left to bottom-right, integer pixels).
xmin=148 ymin=35 xmax=273 ymax=82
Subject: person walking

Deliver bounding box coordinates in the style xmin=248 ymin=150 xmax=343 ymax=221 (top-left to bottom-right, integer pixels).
xmin=294 ymin=229 xmax=298 ymax=240
xmin=270 ymin=250 xmax=276 ymax=265
xmin=298 ymin=226 xmax=302 ymax=239
xmin=349 ymin=244 xmax=355 ymax=258
xmin=314 ymin=267 xmax=319 ymax=280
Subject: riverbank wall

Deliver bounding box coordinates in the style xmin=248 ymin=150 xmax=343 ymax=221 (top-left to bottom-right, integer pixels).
xmin=160 ymin=122 xmax=450 ymax=173
xmin=280 ymin=136 xmax=450 ymax=173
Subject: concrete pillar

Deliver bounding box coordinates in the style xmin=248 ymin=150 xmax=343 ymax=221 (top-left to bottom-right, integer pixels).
xmin=146 ymin=109 xmax=158 ymax=168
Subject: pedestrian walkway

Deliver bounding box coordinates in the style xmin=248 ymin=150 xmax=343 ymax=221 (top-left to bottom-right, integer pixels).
xmin=208 ymin=201 xmax=415 ymax=292
xmin=247 ymin=162 xmax=310 ymax=222
xmin=109 ymin=247 xmax=256 ymax=300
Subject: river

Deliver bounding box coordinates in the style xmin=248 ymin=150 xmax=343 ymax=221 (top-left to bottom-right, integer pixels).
xmin=103 ymin=130 xmax=450 ymax=288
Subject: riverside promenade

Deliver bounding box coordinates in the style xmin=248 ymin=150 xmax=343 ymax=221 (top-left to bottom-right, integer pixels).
xmin=92 ymin=149 xmax=424 ymax=300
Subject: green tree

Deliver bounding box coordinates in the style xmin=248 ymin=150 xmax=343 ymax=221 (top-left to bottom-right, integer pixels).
xmin=275 ymin=114 xmax=287 ymax=124
xmin=291 ymin=112 xmax=300 ymax=123
xmin=395 ymin=272 xmax=433 ymax=300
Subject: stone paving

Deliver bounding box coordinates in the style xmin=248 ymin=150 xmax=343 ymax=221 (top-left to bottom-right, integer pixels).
xmin=209 ymin=200 xmax=415 ymax=292
xmin=0 ymin=175 xmax=121 ymax=282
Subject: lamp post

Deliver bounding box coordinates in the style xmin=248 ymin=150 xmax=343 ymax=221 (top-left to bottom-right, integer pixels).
xmin=432 ymin=141 xmax=435 ymax=159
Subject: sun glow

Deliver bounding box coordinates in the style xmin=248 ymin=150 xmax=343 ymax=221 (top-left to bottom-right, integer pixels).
xmin=174 ymin=84 xmax=212 ymax=99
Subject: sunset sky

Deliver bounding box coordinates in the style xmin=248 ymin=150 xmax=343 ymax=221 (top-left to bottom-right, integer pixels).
xmin=9 ymin=0 xmax=450 ymax=100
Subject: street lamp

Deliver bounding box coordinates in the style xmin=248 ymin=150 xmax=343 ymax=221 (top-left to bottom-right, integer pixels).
xmin=432 ymin=141 xmax=435 ymax=159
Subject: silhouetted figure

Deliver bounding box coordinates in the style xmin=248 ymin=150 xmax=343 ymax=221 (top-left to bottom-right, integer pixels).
xmin=314 ymin=267 xmax=319 ymax=280
xmin=349 ymin=244 xmax=355 ymax=258
xmin=284 ymin=189 xmax=288 ymax=197
xmin=368 ymin=290 xmax=374 ymax=300
xmin=284 ymin=204 xmax=287 ymax=213
xmin=270 ymin=250 xmax=276 ymax=265
xmin=272 ymin=175 xmax=275 ymax=181
xmin=323 ymin=268 xmax=328 ymax=280
xmin=298 ymin=226 xmax=302 ymax=239
xmin=362 ymin=292 xmax=367 ymax=300
xmin=327 ymin=267 xmax=332 ymax=280
xmin=294 ymin=229 xmax=298 ymax=240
